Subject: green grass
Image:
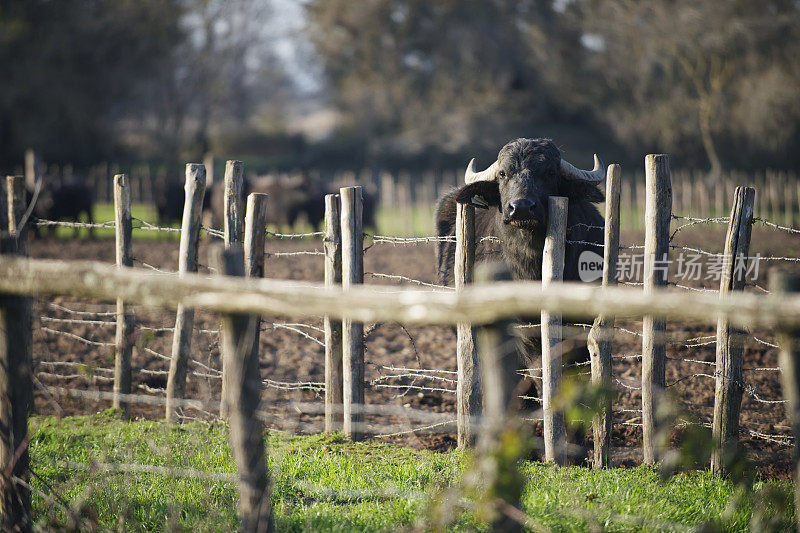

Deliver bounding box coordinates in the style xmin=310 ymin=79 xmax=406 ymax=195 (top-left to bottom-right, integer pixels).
xmin=375 ymin=205 xmax=437 ymax=237
xmin=28 ymin=413 xmax=794 ymax=531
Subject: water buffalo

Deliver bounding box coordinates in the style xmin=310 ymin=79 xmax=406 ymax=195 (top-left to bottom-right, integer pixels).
xmin=155 ymin=180 xmax=186 ymax=227
xmin=203 ymin=174 xmax=377 ymax=232
xmin=32 ymin=182 xmax=95 ymax=238
xmin=436 ymin=138 xmax=604 ymax=284
xmin=435 ymin=138 xmax=606 ymax=457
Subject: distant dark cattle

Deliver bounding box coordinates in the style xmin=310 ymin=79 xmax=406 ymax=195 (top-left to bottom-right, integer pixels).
xmin=203 ymin=174 xmax=377 ymax=232
xmin=155 ymin=181 xmax=187 ymax=227
xmin=32 ymin=183 xmax=95 ymax=238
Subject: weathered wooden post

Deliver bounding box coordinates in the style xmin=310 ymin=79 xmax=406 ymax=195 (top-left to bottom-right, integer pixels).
xmin=772 ymin=271 xmax=800 ymax=532
xmin=589 ymin=163 xmax=621 ymax=468
xmin=710 ymin=187 xmax=755 ymax=473
xmin=769 ymin=171 xmax=780 ymax=223
xmin=220 ymin=160 xmax=245 ymax=419
xmin=397 ymin=173 xmax=412 ymax=236
xmin=324 ymin=194 xmax=344 ymax=433
xmin=24 ymin=149 xmax=39 ymax=190
xmin=224 ymin=160 xmax=245 ymax=247
xmin=7 ymin=176 xmax=27 ymax=256
xmin=380 ymin=172 xmax=395 ymax=209
xmin=340 ymin=186 xmax=365 ymax=440
xmin=682 ymin=179 xmax=692 ymax=217
xmin=475 ymin=262 xmax=523 ymax=533
xmin=1 ymin=176 xmax=32 ymax=530
xmin=642 ymin=154 xmax=672 ymax=464
xmin=113 ymin=174 xmax=134 ymax=414
xmin=715 ymin=178 xmax=724 ymax=218
xmin=211 ymin=245 xmax=272 ymax=532
xmin=243 ymin=192 xmax=268 ymax=401
xmin=622 ymin=181 xmax=633 ymax=230
xmin=455 ymin=202 xmax=480 ymax=447
xmin=165 ymin=164 xmax=206 ymax=421
xmin=541 ymin=196 xmax=567 ymax=464
xmin=204 ymin=153 xmax=216 ymax=185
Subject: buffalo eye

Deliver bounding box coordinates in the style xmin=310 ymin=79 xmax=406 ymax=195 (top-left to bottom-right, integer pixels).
xmin=497 ymin=170 xmax=506 ymax=178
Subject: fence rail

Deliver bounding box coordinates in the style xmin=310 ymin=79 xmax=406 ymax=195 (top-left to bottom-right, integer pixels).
xmin=4 ymin=255 xmax=800 ymax=329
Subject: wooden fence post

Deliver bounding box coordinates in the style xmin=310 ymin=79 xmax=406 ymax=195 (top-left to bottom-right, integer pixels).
xmin=642 ymin=154 xmax=672 ymax=465
xmin=380 ymin=172 xmax=395 ymax=209
xmin=475 ymin=262 xmax=523 ymax=533
xmin=165 ymin=164 xmax=206 ymax=421
xmin=204 ymin=153 xmax=216 ymax=185
xmin=622 ymin=181 xmax=632 ymax=230
xmin=772 ymin=271 xmax=800 ymax=531
xmin=340 ymin=186 xmax=364 ymax=440
xmin=211 ymin=245 xmax=272 ymax=532
xmin=710 ymin=186 xmax=755 ymax=473
xmin=397 ymin=173 xmax=412 ymax=236
xmin=224 ymin=160 xmax=245 ymax=247
xmin=242 ymin=192 xmax=268 ymax=412
xmin=542 ymin=196 xmax=568 ymax=464
xmin=324 ymin=194 xmax=344 ymax=433
xmin=589 ymin=164 xmax=621 ymax=468
xmin=455 ymin=202 xmax=480 ymax=448
xmin=0 ymin=177 xmax=32 ymax=530
xmin=24 ymin=149 xmax=41 ymax=191
xmin=113 ymin=174 xmax=134 ymax=414
xmin=220 ymin=160 xmax=245 ymax=419
xmin=7 ymin=176 xmax=27 ymax=255
xmin=682 ymin=179 xmax=692 ymax=217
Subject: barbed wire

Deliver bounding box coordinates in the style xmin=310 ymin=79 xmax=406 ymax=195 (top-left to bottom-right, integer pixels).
xmin=41 ymin=326 xmax=115 ymax=347
xmin=670 ymin=214 xmax=729 ymax=241
xmin=265 ymin=250 xmax=325 ymax=257
xmin=365 ymin=272 xmax=454 ymax=290
xmin=753 ymin=217 xmax=800 ymax=235
xmin=268 ymin=230 xmax=325 ymax=239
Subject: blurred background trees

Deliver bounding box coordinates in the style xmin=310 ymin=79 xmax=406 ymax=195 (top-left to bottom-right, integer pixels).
xmin=1 ymin=0 xmax=799 ymax=173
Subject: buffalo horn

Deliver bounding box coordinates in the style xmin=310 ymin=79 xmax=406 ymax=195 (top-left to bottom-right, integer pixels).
xmin=560 ymin=154 xmax=605 ymax=182
xmin=464 ymin=158 xmax=500 ymax=184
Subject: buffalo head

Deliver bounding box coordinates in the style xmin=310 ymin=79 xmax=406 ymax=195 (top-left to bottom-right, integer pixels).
xmin=454 ymin=138 xmax=604 ymax=228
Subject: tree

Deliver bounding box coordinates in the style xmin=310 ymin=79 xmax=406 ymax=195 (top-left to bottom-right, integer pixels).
xmin=574 ymin=0 xmax=800 ymax=172
xmin=305 ymin=0 xmax=570 ymax=161
xmin=0 ymin=0 xmax=185 ymax=163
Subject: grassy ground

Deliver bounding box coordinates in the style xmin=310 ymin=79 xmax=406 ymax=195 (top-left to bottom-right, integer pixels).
xmin=29 ymin=413 xmax=795 ymax=531
xmin=44 ymin=203 xmax=437 ymax=240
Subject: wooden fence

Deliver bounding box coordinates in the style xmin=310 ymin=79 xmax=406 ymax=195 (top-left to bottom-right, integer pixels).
xmin=19 ymin=149 xmax=800 ymax=234
xmin=5 ymin=154 xmax=800 ymax=528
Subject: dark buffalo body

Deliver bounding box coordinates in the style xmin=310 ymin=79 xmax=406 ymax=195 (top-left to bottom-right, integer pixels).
xmin=203 ymin=174 xmax=377 ymax=231
xmin=435 ymin=138 xmax=605 ymax=448
xmin=436 ymin=138 xmax=604 ymax=284
xmin=32 ymin=182 xmax=95 ymax=237
xmin=155 ymin=180 xmax=186 ymax=226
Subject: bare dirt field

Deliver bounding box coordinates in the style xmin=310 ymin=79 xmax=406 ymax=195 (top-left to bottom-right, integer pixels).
xmin=28 ymin=221 xmax=799 ymax=478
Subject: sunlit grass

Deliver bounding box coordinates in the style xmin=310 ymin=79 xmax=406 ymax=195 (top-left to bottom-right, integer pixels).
xmin=29 ymin=413 xmax=795 ymax=531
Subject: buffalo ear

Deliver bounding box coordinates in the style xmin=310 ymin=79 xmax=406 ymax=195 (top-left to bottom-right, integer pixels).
xmin=558 ymin=179 xmax=604 ymax=203
xmin=454 ymin=181 xmax=501 ymax=210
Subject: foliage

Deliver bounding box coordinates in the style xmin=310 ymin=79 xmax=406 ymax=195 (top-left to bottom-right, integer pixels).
xmin=575 ymin=0 xmax=800 ymax=172
xmin=0 ymin=0 xmax=185 ymax=163
xmin=305 ymin=0 xmax=800 ymax=171
xmin=304 ymin=0 xmax=575 ymax=159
